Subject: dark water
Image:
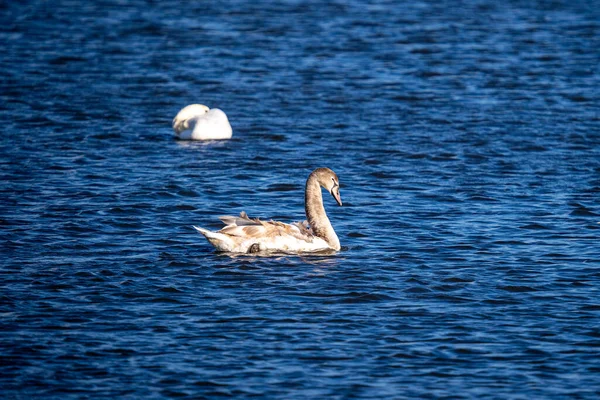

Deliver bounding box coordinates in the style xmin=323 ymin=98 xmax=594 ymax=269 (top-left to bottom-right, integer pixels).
xmin=2 ymin=0 xmax=600 ymax=398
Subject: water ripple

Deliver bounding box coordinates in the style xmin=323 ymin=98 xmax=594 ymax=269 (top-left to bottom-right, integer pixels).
xmin=2 ymin=0 xmax=600 ymax=399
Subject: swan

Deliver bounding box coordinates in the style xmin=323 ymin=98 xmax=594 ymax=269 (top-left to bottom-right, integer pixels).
xmin=172 ymin=104 xmax=232 ymax=140
xmin=194 ymin=168 xmax=343 ymax=253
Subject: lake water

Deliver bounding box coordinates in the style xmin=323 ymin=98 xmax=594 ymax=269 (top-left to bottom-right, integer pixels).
xmin=1 ymin=0 xmax=600 ymax=398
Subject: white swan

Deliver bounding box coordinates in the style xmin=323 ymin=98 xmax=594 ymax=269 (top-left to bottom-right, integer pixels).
xmin=194 ymin=168 xmax=343 ymax=253
xmin=172 ymin=104 xmax=232 ymax=140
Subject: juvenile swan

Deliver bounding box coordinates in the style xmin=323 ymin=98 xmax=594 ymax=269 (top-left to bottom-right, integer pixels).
xmin=172 ymin=104 xmax=232 ymax=140
xmin=194 ymin=168 xmax=343 ymax=253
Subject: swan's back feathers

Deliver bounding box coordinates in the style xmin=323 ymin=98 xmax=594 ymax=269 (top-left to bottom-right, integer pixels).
xmin=219 ymin=211 xmax=262 ymax=227
xmin=217 ymin=212 xmax=308 ymax=241
xmin=292 ymin=220 xmax=312 ymax=235
xmin=218 ymin=212 xmax=267 ymax=237
xmin=173 ymin=105 xmax=232 ymax=140
xmin=194 ymin=212 xmax=329 ymax=253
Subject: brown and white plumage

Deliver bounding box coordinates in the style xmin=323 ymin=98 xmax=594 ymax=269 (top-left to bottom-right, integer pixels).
xmin=172 ymin=104 xmax=232 ymax=140
xmin=194 ymin=168 xmax=343 ymax=253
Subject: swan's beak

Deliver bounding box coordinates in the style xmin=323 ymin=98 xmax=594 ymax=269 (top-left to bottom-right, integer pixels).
xmin=331 ymin=186 xmax=342 ymax=206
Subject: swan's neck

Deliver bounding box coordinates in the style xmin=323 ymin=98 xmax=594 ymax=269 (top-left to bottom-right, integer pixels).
xmin=305 ymin=177 xmax=340 ymax=250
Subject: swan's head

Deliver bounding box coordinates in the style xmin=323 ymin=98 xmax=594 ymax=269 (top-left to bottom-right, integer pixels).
xmin=172 ymin=104 xmax=210 ymax=133
xmin=312 ymin=167 xmax=342 ymax=206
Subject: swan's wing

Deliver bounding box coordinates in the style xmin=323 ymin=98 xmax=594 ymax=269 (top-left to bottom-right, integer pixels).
xmin=205 ymin=108 xmax=229 ymax=123
xmin=173 ymin=107 xmax=231 ymax=140
xmin=217 ymin=212 xmax=267 ymax=237
xmin=188 ymin=109 xmax=229 ymax=130
xmin=217 ymin=212 xmax=312 ymax=242
xmin=219 ymin=211 xmax=261 ymax=227
xmin=183 ymin=109 xmax=232 ymax=140
xmin=268 ymin=220 xmax=315 ymax=242
xmin=292 ymin=220 xmax=312 ymax=236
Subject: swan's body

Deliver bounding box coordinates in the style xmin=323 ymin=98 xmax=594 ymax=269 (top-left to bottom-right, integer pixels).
xmin=194 ymin=168 xmax=343 ymax=253
xmin=172 ymin=104 xmax=232 ymax=140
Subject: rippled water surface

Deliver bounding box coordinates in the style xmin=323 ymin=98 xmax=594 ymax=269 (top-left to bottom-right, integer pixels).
xmin=2 ymin=0 xmax=600 ymax=398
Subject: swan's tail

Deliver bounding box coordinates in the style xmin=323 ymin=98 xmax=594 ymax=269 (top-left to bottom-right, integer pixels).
xmin=193 ymin=226 xmax=235 ymax=252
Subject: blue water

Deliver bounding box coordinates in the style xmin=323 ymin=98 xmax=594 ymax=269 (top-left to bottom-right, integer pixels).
xmin=2 ymin=0 xmax=600 ymax=398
